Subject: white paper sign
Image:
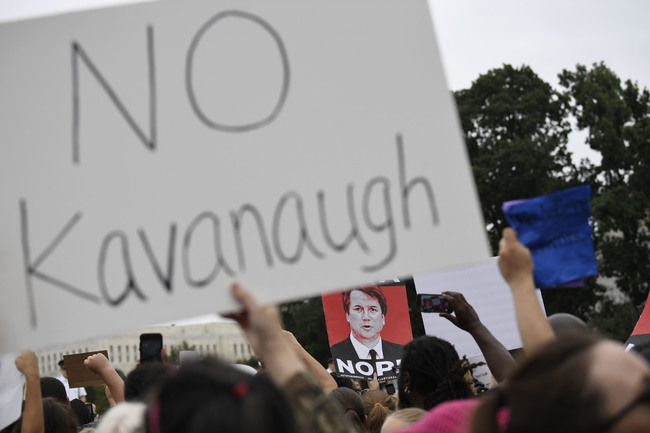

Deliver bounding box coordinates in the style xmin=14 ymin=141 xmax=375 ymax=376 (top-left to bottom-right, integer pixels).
xmin=0 ymin=353 xmax=24 ymax=431
xmin=0 ymin=0 xmax=490 ymax=353
xmin=414 ymin=258 xmax=545 ymax=359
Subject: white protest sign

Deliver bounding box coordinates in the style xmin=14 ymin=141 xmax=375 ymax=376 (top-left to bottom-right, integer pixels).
xmin=414 ymin=258 xmax=546 ymax=359
xmin=0 ymin=0 xmax=490 ymax=353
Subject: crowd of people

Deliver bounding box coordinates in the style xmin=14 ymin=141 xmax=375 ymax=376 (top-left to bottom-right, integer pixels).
xmin=4 ymin=228 xmax=650 ymax=433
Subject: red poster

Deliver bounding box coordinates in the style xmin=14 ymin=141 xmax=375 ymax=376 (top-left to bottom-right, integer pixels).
xmin=322 ymin=283 xmax=413 ymax=380
xmin=627 ymin=290 xmax=650 ymax=348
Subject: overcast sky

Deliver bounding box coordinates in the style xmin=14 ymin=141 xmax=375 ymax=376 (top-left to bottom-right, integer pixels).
xmin=1 ymin=0 xmax=647 ymax=162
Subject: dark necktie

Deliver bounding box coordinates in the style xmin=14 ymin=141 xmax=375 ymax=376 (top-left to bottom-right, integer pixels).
xmin=369 ymin=349 xmax=377 ymax=362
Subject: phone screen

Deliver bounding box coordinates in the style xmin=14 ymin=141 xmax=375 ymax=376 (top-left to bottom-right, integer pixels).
xmin=140 ymin=333 xmax=163 ymax=363
xmin=416 ymin=294 xmax=453 ymax=313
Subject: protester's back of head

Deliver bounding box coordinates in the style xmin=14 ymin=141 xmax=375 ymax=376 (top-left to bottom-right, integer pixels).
xmin=380 ymin=408 xmax=427 ymax=433
xmin=328 ymin=387 xmax=367 ymax=433
xmin=362 ymin=390 xmax=396 ymax=433
xmin=547 ymin=312 xmax=589 ymax=338
xmin=150 ymin=357 xmax=297 ymax=433
xmin=70 ymin=398 xmax=92 ymax=427
xmin=398 ymin=336 xmax=475 ymax=410
xmin=124 ymin=362 xmax=175 ymax=402
xmin=41 ymin=376 xmax=68 ymax=405
xmin=470 ymin=332 xmax=650 ymax=433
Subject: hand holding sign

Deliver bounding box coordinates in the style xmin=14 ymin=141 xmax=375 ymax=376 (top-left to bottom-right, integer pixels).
xmin=497 ymin=228 xmax=535 ymax=289
xmin=502 ymin=185 xmax=597 ymax=288
xmin=229 ymin=283 xmax=302 ymax=387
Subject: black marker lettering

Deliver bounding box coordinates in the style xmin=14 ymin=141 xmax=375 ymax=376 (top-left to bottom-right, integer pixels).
xmin=182 ymin=212 xmax=236 ymax=288
xmin=186 ymin=10 xmax=290 ymax=132
xmin=230 ymin=204 xmax=273 ymax=271
xmin=317 ymin=184 xmax=370 ymax=253
xmin=72 ymin=25 xmax=156 ymax=164
xmin=138 ymin=224 xmax=176 ymax=292
xmin=272 ymin=192 xmax=324 ymax=264
xmin=20 ymin=200 xmax=100 ymax=328
xmin=361 ymin=177 xmax=396 ymax=272
xmin=397 ymin=133 xmax=439 ymax=228
xmin=98 ymin=231 xmax=147 ymax=306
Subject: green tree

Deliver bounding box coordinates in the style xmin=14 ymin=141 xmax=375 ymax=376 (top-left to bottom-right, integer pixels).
xmin=560 ymin=62 xmax=650 ymax=309
xmin=280 ymin=295 xmax=330 ymax=365
xmin=455 ymin=64 xmax=577 ymax=252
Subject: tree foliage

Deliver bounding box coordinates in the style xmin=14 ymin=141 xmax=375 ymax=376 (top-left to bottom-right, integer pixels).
xmin=455 ymin=62 xmax=649 ymax=341
xmin=455 ymin=64 xmax=576 ymax=252
xmin=560 ymin=62 xmax=650 ymax=307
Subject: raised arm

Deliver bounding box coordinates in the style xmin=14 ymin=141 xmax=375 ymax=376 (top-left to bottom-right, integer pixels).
xmin=84 ymin=353 xmax=125 ymax=404
xmin=229 ymin=283 xmax=356 ymax=433
xmin=440 ymin=291 xmax=515 ymax=382
xmin=283 ymin=330 xmax=338 ymax=393
xmin=498 ymin=228 xmax=555 ymax=352
xmin=15 ymin=351 xmax=44 ymax=433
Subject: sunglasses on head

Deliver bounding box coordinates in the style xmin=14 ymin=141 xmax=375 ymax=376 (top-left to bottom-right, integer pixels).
xmin=597 ymin=378 xmax=650 ymax=432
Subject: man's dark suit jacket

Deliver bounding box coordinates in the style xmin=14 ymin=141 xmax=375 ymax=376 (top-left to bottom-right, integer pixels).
xmin=330 ymin=337 xmax=403 ymax=362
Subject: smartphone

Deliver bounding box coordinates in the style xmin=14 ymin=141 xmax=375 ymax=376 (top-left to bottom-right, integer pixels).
xmin=416 ymin=294 xmax=453 ymax=313
xmin=139 ymin=333 xmax=163 ymax=363
xmin=85 ymin=402 xmax=95 ymax=419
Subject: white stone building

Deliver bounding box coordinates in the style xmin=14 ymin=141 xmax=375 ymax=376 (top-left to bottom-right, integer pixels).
xmin=36 ymin=321 xmax=253 ymax=377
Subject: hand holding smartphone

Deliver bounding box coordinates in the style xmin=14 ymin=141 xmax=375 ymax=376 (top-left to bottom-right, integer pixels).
xmin=416 ymin=294 xmax=453 ymax=314
xmin=139 ymin=333 xmax=163 ymax=363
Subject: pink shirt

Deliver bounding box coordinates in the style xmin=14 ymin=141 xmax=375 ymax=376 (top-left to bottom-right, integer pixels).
xmin=395 ymin=399 xmax=509 ymax=433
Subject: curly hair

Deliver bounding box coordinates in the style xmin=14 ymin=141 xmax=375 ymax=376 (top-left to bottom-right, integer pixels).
xmin=399 ymin=336 xmax=477 ymax=410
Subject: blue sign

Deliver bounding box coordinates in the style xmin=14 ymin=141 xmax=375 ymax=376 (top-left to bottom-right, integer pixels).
xmin=502 ymin=185 xmax=598 ymax=289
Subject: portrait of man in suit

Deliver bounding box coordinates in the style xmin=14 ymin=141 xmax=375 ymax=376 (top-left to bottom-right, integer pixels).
xmin=330 ymin=285 xmax=403 ymax=362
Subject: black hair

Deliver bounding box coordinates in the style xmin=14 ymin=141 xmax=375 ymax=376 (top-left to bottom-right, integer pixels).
xmin=40 ymin=377 xmax=68 ymax=405
xmin=125 ymin=362 xmax=175 ymax=402
xmin=151 ymin=357 xmax=297 ymax=433
xmin=399 ymin=336 xmax=475 ymax=410
xmin=44 ymin=398 xmax=77 ymax=433
xmin=70 ymin=398 xmax=92 ymax=426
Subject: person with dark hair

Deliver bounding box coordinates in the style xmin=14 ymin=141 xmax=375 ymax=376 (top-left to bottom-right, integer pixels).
xmin=57 ymin=360 xmax=87 ymax=403
xmin=395 ymin=228 xmax=650 ymax=433
xmin=329 ymin=387 xmax=367 ymax=433
xmin=42 ymin=398 xmax=78 ymax=433
xmin=11 ymin=397 xmax=78 ymax=433
xmin=114 ymin=283 xmax=356 ymax=433
xmin=151 ymin=357 xmax=298 ymax=433
xmin=362 ymin=389 xmax=396 ymax=433
xmin=40 ymin=376 xmax=69 ymax=405
xmin=330 ymin=286 xmax=403 ymax=362
xmin=394 ymin=332 xmax=650 ymax=433
xmin=396 ymin=336 xmax=476 ymax=410
xmin=124 ymin=362 xmax=174 ymax=402
xmin=69 ymin=398 xmax=93 ymax=428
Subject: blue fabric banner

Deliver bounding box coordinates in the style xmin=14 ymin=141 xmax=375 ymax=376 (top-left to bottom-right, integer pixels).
xmin=502 ymin=185 xmax=598 ymax=289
